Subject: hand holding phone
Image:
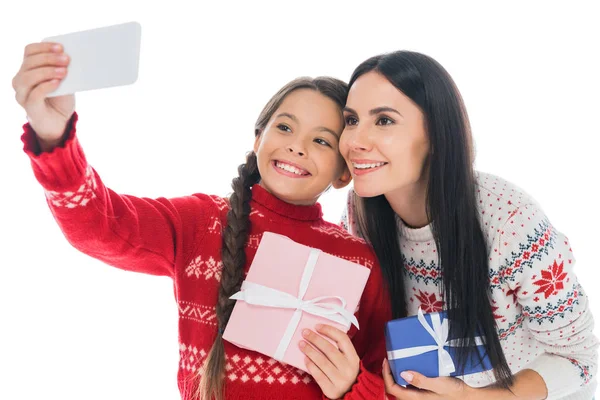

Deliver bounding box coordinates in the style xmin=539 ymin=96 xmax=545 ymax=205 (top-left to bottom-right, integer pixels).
xmin=11 ymin=22 xmax=142 ymax=147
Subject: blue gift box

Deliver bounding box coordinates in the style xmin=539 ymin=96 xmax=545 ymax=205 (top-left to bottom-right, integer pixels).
xmin=385 ymin=309 xmax=492 ymax=386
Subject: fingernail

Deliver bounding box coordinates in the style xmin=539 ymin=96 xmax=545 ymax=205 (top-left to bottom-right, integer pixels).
xmin=299 ymin=341 xmax=306 ymax=349
xmin=302 ymin=329 xmax=310 ymax=337
xmin=401 ymin=372 xmax=413 ymax=382
xmin=52 ymin=44 xmax=62 ymax=52
xmin=55 ymin=67 xmax=66 ymax=74
xmin=59 ymin=55 xmax=69 ymax=62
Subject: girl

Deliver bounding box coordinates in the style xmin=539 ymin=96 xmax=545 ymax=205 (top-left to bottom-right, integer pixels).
xmin=339 ymin=51 xmax=598 ymax=400
xmin=12 ymin=42 xmax=390 ymax=400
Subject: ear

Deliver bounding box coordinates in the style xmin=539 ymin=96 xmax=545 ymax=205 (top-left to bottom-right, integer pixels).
xmin=253 ymin=132 xmax=262 ymax=153
xmin=332 ymin=166 xmax=352 ymax=189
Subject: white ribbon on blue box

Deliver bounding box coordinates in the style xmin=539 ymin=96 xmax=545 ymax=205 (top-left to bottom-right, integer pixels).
xmin=229 ymin=248 xmax=359 ymax=362
xmin=386 ymin=308 xmax=487 ymax=385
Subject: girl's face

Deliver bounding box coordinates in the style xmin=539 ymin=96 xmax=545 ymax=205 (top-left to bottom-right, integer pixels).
xmin=254 ymin=89 xmax=351 ymax=205
xmin=339 ymin=72 xmax=430 ymax=198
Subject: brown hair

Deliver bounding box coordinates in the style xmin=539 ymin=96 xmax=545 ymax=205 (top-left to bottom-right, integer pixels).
xmin=196 ymin=76 xmax=348 ymax=399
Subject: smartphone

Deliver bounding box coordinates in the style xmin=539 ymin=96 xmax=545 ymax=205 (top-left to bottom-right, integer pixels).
xmin=42 ymin=21 xmax=142 ymax=97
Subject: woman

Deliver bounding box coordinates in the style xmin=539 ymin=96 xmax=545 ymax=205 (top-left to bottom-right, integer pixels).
xmin=339 ymin=51 xmax=598 ymax=400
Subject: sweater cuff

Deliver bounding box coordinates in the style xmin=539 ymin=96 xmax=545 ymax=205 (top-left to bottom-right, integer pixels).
xmin=326 ymin=361 xmax=386 ymax=400
xmin=21 ymin=112 xmax=89 ymax=192
xmin=525 ymin=353 xmax=594 ymax=399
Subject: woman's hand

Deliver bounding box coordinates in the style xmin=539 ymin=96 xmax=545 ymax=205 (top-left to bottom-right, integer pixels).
xmin=383 ymin=360 xmax=478 ymax=400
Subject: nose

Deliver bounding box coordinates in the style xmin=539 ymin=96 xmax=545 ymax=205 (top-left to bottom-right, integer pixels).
xmin=346 ymin=126 xmax=372 ymax=152
xmin=285 ymin=140 xmax=307 ymax=157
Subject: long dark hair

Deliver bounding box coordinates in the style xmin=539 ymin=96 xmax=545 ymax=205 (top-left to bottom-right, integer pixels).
xmin=349 ymin=51 xmax=514 ymax=387
xmin=197 ymin=77 xmax=348 ymax=400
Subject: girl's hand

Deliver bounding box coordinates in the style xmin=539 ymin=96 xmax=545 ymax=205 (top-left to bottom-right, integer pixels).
xmin=299 ymin=324 xmax=360 ymax=399
xmin=383 ymin=360 xmax=477 ymax=400
xmin=12 ymin=42 xmax=75 ymax=146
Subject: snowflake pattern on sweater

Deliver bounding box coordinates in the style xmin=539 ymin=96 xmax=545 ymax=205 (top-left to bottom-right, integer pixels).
xmin=341 ymin=172 xmax=599 ymax=400
xmin=22 ymin=114 xmax=391 ymax=400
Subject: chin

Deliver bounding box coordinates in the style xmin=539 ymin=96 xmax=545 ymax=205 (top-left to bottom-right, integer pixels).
xmin=266 ymin=181 xmax=307 ymax=202
xmin=352 ymin=182 xmax=385 ymax=198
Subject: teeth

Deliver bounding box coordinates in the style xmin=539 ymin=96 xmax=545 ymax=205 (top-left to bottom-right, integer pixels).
xmin=276 ymin=161 xmax=306 ymax=175
xmin=353 ymin=162 xmax=386 ymax=169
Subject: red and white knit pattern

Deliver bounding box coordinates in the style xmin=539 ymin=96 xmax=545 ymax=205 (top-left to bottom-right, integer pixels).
xmin=23 ymin=113 xmax=390 ymax=400
xmin=343 ymin=171 xmax=598 ymax=400
xmin=178 ymin=301 xmax=217 ymax=326
xmin=45 ymin=165 xmax=97 ymax=208
xmin=184 ymin=255 xmax=223 ymax=281
xmin=179 ymin=343 xmax=313 ymax=385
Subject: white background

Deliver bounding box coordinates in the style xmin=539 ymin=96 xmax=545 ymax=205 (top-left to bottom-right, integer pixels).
xmin=0 ymin=1 xmax=598 ymax=399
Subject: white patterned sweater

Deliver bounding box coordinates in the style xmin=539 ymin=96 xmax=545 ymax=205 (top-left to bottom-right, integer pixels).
xmin=341 ymin=172 xmax=598 ymax=399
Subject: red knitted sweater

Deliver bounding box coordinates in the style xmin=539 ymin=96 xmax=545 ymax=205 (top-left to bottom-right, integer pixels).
xmin=22 ymin=113 xmax=391 ymax=400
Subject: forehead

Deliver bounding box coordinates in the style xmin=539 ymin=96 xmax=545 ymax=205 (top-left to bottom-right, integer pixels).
xmin=276 ymin=88 xmax=343 ymax=128
xmin=278 ymin=89 xmax=336 ymax=112
xmin=346 ymin=72 xmax=407 ymax=108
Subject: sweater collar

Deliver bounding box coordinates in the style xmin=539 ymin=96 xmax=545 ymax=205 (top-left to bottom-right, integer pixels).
xmin=251 ymin=184 xmax=323 ymax=221
xmin=396 ymin=213 xmax=434 ymax=242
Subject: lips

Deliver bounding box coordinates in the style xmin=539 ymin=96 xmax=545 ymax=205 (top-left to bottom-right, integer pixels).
xmin=352 ymin=161 xmax=387 ymax=170
xmin=272 ymin=160 xmax=311 ymax=177
xmin=350 ymin=159 xmax=388 ymax=176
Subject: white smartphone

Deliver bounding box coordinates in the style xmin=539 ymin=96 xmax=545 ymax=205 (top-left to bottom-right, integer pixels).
xmin=42 ymin=21 xmax=142 ymax=97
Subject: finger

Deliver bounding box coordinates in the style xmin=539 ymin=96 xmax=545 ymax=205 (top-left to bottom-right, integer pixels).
xmin=315 ymin=324 xmax=359 ymax=362
xmin=305 ymin=357 xmax=335 ymax=397
xmin=24 ymin=42 xmax=63 ymax=58
xmin=382 ymin=359 xmax=407 ymax=398
xmin=299 ymin=340 xmax=339 ymax=381
xmin=302 ymin=329 xmax=346 ymax=368
xmin=14 ymin=68 xmax=66 ymax=105
xmin=14 ymin=55 xmax=68 ymax=93
xmin=400 ymin=371 xmax=458 ymax=394
xmin=21 ymin=52 xmax=70 ymax=73
xmin=27 ymin=79 xmax=63 ymax=106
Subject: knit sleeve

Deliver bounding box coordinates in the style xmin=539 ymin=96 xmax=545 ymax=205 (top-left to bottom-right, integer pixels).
xmin=498 ymin=204 xmax=599 ymax=398
xmin=21 ymin=113 xmax=217 ymax=278
xmin=334 ymin=254 xmax=392 ymax=400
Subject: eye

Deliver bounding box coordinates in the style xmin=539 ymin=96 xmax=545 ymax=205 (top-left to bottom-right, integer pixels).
xmin=376 ymin=116 xmax=394 ymax=126
xmin=314 ymin=138 xmax=332 ymax=147
xmin=344 ymin=116 xmax=358 ymax=126
xmin=277 ymin=124 xmax=292 ymax=132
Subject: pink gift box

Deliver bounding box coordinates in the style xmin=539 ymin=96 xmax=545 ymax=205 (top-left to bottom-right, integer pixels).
xmin=223 ymin=232 xmax=371 ymax=373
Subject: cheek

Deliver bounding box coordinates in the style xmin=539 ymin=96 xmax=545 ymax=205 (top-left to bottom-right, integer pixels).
xmin=411 ymin=134 xmax=429 ymax=162
xmin=384 ymin=136 xmax=428 ymax=177
xmin=405 ymin=137 xmax=429 ymax=176
xmin=316 ymin=151 xmax=345 ymax=179
xmin=256 ymin=132 xmax=280 ymax=157
xmin=334 ymin=153 xmax=348 ymax=175
xmin=375 ymin=131 xmax=402 ymax=161
xmin=377 ymin=132 xmax=398 ymax=147
xmin=338 ymin=133 xmax=351 ymax=157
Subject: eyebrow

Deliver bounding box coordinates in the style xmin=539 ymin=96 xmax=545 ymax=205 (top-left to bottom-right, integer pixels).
xmin=343 ymin=106 xmax=404 ymax=118
xmin=275 ymin=112 xmax=340 ymax=140
xmin=318 ymin=127 xmax=340 ymax=140
xmin=276 ymin=112 xmax=299 ymax=123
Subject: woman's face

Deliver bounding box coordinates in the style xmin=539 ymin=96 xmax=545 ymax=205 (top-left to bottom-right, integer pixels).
xmin=339 ymin=71 xmax=430 ymax=198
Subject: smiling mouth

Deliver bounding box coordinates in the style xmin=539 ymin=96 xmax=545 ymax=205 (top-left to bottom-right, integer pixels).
xmin=272 ymin=160 xmax=311 ymax=177
xmin=351 ymin=161 xmax=388 ymax=176
xmin=352 ymin=161 xmax=387 ymax=170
